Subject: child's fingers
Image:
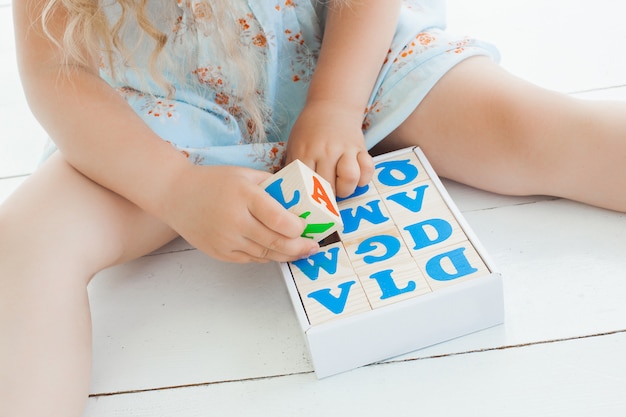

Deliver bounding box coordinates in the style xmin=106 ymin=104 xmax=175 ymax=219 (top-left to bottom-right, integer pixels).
xmin=247 ymin=192 xmax=307 ymax=238
xmin=357 ymin=150 xmax=375 ymax=186
xmin=244 ymin=220 xmax=319 ymax=261
xmin=335 ymin=151 xmax=374 ymax=198
xmin=335 ymin=155 xmax=360 ymax=198
xmin=241 ymin=235 xmax=316 ymax=263
xmin=310 ymin=158 xmax=337 ymax=195
xmin=247 ymin=192 xmax=319 ymax=257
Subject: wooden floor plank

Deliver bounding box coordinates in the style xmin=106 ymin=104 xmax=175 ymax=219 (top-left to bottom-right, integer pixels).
xmin=84 ymin=331 xmax=626 ymax=417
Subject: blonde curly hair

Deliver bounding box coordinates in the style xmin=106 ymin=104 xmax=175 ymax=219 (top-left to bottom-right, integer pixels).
xmin=40 ymin=0 xmax=277 ymax=142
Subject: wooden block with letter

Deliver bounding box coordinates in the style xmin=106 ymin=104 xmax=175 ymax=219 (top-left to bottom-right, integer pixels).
xmin=288 ymin=242 xmax=370 ymax=322
xmin=260 ymin=159 xmax=342 ymax=242
xmin=341 ymin=226 xmax=432 ymax=309
xmin=274 ymin=147 xmax=504 ymax=378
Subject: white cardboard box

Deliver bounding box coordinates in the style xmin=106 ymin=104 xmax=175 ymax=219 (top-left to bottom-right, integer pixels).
xmin=279 ymin=147 xmax=504 ymax=378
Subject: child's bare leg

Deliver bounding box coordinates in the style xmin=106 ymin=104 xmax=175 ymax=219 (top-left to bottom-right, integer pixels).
xmin=0 ymin=153 xmax=177 ymax=417
xmin=374 ymin=56 xmax=626 ymax=212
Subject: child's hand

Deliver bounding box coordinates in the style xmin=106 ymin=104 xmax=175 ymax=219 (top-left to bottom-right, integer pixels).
xmin=162 ymin=165 xmax=319 ymax=263
xmin=286 ymin=102 xmax=374 ymax=198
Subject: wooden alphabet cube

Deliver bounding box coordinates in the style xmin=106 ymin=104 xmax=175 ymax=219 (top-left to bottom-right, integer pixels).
xmin=336 ymin=193 xmax=395 ymax=241
xmin=279 ymin=147 xmax=504 ymax=378
xmin=289 ymin=242 xmax=357 ymax=288
xmin=371 ymin=151 xmax=429 ymax=194
xmin=260 ymin=160 xmax=343 ymax=242
xmin=288 ymin=241 xmax=373 ymax=325
xmin=412 ymin=240 xmax=491 ymax=291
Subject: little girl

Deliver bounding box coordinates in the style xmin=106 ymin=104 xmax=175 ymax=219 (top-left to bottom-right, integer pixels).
xmin=3 ymin=0 xmax=626 ymax=416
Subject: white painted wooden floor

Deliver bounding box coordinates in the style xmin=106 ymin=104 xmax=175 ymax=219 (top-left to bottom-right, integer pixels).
xmin=2 ymin=1 xmax=626 ymax=415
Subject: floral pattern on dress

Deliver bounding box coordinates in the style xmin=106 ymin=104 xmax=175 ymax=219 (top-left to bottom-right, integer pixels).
xmin=117 ymin=87 xmax=180 ymax=122
xmin=273 ymin=2 xmax=320 ymax=84
xmin=448 ymin=37 xmax=474 ymax=54
xmin=172 ymin=0 xmax=274 ymax=145
xmin=248 ymin=142 xmax=287 ymax=173
xmin=362 ymin=97 xmax=389 ymax=132
xmin=95 ymin=0 xmax=498 ymax=171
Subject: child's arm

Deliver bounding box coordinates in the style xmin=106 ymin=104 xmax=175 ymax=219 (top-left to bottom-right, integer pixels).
xmin=286 ymin=0 xmax=402 ymax=197
xmin=13 ymin=1 xmax=317 ymax=263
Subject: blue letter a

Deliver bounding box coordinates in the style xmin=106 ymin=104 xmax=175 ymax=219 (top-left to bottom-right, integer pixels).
xmin=386 ymin=184 xmax=429 ymax=213
xmin=307 ymin=281 xmax=356 ymax=314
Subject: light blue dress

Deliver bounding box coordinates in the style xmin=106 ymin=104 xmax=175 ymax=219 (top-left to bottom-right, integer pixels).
xmin=46 ymin=0 xmax=498 ymax=172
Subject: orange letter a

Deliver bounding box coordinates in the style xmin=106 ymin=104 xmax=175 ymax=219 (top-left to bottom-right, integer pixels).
xmin=311 ymin=176 xmax=339 ymax=216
